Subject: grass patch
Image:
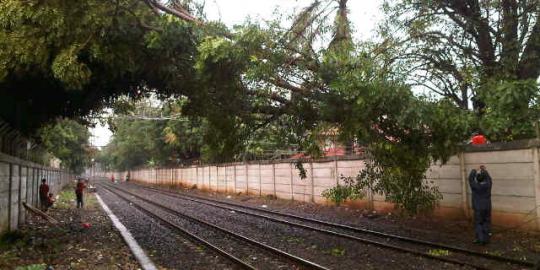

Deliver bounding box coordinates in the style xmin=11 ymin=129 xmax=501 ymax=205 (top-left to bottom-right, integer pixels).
xmin=0 ymin=231 xmax=25 ymax=250
xmin=54 ymin=183 xmax=98 ymax=209
xmin=0 ymin=250 xmax=17 ymax=266
xmin=512 ymin=246 xmax=523 ymax=252
xmin=486 ymin=250 xmax=503 ymax=256
xmin=85 ymin=193 xmax=98 ymax=209
xmin=55 ymin=189 xmax=75 ymax=209
xmin=0 ymin=231 xmax=27 ymax=265
xmin=286 ymin=237 xmax=303 ymax=243
xmin=324 ymin=247 xmax=346 ymax=257
xmin=427 ymin=249 xmax=450 ymax=256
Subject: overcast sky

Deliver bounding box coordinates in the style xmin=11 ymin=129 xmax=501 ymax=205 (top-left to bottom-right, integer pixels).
xmin=90 ymin=0 xmax=384 ymax=147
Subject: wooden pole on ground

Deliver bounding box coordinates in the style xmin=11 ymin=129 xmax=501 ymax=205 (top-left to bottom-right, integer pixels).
xmin=22 ymin=202 xmax=58 ymax=224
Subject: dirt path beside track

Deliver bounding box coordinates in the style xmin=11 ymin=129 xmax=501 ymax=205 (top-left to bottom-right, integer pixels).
xmin=0 ymin=183 xmax=140 ymax=270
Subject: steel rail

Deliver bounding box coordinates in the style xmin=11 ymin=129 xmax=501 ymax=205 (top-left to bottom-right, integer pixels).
xmin=98 ymin=184 xmax=256 ymax=270
xmin=101 ymin=183 xmax=330 ymax=270
xmin=139 ymin=184 xmax=535 ymax=269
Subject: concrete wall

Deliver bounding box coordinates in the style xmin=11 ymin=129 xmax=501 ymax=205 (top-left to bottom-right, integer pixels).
xmin=0 ymin=153 xmax=73 ymax=234
xmin=112 ymin=159 xmax=365 ymax=204
xmin=101 ymin=141 xmax=540 ymax=231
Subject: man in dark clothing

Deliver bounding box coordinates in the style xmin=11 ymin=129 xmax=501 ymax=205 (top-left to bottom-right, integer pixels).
xmin=39 ymin=179 xmax=49 ymax=210
xmin=468 ymin=165 xmax=492 ymax=245
xmin=75 ymin=179 xmax=85 ymax=208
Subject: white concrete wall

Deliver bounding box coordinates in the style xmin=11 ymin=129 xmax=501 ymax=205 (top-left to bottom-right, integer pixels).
xmin=0 ymin=162 xmax=10 ymax=233
xmin=108 ymin=146 xmax=540 ymax=231
xmin=0 ymin=153 xmax=73 ymax=234
xmin=126 ymin=159 xmax=368 ymax=205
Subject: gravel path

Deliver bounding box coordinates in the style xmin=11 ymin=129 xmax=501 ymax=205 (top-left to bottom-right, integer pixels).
xmin=128 ymin=185 xmax=529 ymax=269
xmin=0 ymin=184 xmax=140 ymax=270
xmin=102 ymin=184 xmax=311 ymax=270
xmin=112 ymin=182 xmax=473 ymax=270
xmin=139 ymin=181 xmax=540 ymax=264
xmin=98 ymin=186 xmax=239 ymax=269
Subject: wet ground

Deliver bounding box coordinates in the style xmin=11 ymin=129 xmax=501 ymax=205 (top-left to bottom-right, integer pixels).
xmin=0 ymin=183 xmax=140 ymax=270
xmin=100 ymin=180 xmax=540 ymax=269
xmin=3 ymin=179 xmax=538 ymax=269
xmin=172 ymin=182 xmax=540 ymax=264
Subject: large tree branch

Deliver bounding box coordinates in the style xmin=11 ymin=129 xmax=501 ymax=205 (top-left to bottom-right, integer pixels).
xmin=252 ymin=104 xmax=285 ymax=116
xmin=420 ymin=31 xmax=481 ymax=59
xmin=518 ymin=0 xmax=533 ymax=47
xmin=268 ymin=77 xmax=310 ymax=95
xmin=143 ymin=0 xmax=200 ymax=23
xmin=411 ymin=77 xmax=463 ymax=106
xmin=444 ymin=0 xmax=497 ymax=74
xmin=440 ymin=6 xmax=479 ymax=39
xmin=121 ymin=6 xmax=163 ymax=32
xmin=518 ymin=7 xmax=540 ymax=79
xmin=247 ymin=90 xmax=290 ymax=105
xmin=501 ymin=0 xmax=519 ymax=74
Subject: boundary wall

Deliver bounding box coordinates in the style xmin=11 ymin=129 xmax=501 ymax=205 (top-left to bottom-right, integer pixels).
xmin=100 ymin=140 xmax=540 ymax=231
xmin=0 ymin=152 xmax=73 ymax=234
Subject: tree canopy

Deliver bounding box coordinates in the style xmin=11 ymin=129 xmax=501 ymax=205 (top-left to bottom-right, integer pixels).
xmin=0 ymin=0 xmax=199 ymax=134
xmin=2 ymin=0 xmax=540 ymax=213
xmin=382 ymin=0 xmax=540 ymax=140
xmin=96 ymin=97 xmax=205 ymax=170
xmin=39 ymin=118 xmax=92 ymax=174
xmin=382 ymin=0 xmax=540 ymax=108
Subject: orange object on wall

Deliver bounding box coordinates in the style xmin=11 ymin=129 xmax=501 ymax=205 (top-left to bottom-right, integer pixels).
xmin=471 ymin=135 xmax=487 ymax=145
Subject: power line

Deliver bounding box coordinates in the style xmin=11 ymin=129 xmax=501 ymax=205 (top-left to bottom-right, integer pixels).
xmin=87 ymin=114 xmax=190 ymax=121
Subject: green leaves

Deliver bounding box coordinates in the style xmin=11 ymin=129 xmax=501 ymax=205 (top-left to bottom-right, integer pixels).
xmin=39 ymin=119 xmax=91 ymax=174
xmin=322 ymin=176 xmax=364 ymax=206
xmin=52 ymin=46 xmax=91 ymax=90
xmin=98 ymin=98 xmax=206 ymax=170
xmin=0 ymin=0 xmax=200 ymax=133
xmin=195 ymin=37 xmax=234 ymax=70
xmin=478 ymin=79 xmax=540 ymax=141
xmin=317 ymin=49 xmax=472 ymax=213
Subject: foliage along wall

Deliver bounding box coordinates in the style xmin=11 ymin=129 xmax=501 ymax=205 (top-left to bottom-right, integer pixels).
xmin=99 ymin=140 xmax=540 ymax=231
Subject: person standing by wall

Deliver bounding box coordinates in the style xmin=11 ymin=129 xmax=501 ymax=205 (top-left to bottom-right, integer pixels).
xmin=468 ymin=165 xmax=492 ymax=245
xmin=75 ymin=178 xmax=86 ymax=208
xmin=39 ymin=179 xmax=49 ymax=211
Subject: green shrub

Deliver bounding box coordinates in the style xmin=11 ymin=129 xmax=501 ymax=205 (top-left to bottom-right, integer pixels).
xmin=322 ymin=176 xmax=364 ymax=206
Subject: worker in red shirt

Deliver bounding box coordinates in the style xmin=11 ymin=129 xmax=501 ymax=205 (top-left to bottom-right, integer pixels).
xmin=75 ymin=179 xmax=86 ymax=208
xmin=471 ymin=132 xmax=488 ymax=145
xmin=45 ymin=193 xmax=56 ymax=211
xmin=39 ymin=179 xmax=49 ymax=210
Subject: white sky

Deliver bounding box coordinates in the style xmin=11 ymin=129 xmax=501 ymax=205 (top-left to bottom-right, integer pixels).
xmin=90 ymin=0 xmax=384 ymax=147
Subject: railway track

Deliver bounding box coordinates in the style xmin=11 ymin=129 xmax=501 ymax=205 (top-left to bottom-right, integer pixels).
xmin=98 ymin=183 xmax=330 ymax=270
xmin=125 ymin=182 xmax=535 ymax=270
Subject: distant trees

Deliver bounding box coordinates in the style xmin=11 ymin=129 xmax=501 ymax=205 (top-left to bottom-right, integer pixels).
xmin=96 ymin=98 xmax=203 ymax=171
xmin=39 ymin=119 xmax=92 ymax=174
xmin=97 ymin=96 xmax=305 ymax=170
